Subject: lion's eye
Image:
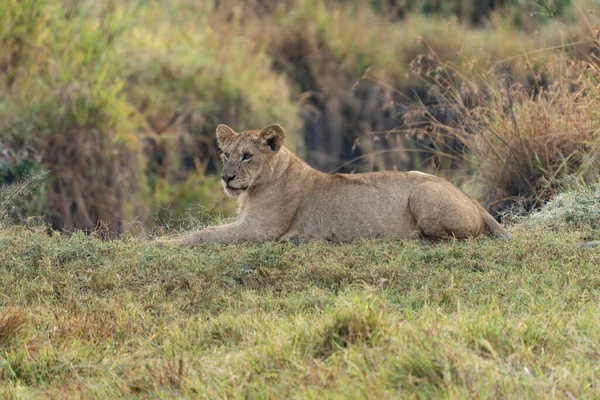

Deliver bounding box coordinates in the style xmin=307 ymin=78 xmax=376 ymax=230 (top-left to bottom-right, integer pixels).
xmin=242 ymin=153 xmax=252 ymax=161
xmin=223 ymin=153 xmax=229 ymax=161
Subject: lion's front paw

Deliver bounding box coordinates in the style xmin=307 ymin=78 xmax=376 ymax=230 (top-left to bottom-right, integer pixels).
xmin=154 ymin=238 xmax=179 ymax=248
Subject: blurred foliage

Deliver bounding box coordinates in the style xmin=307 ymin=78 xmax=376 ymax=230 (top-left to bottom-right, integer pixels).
xmin=0 ymin=0 xmax=599 ymax=232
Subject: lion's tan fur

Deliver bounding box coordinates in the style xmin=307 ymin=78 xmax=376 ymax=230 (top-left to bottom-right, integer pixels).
xmin=159 ymin=124 xmax=506 ymax=246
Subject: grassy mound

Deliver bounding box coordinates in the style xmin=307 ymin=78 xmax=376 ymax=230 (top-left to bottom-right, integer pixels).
xmin=520 ymin=184 xmax=600 ymax=237
xmin=0 ymin=197 xmax=599 ymax=397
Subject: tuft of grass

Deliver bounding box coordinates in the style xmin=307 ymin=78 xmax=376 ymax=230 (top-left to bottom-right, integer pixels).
xmin=534 ymin=0 xmax=572 ymax=19
xmin=0 ymin=308 xmax=26 ymax=349
xmin=517 ymin=183 xmax=600 ymax=238
xmin=0 ymin=171 xmax=47 ymax=227
xmin=297 ymin=294 xmax=387 ymax=358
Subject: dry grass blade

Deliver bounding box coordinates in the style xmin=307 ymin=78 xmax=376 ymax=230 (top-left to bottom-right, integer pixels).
xmin=0 ymin=308 xmax=26 ymax=348
xmin=0 ymin=170 xmax=47 ymax=227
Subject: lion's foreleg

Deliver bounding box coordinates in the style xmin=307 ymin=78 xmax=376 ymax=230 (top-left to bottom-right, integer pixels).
xmin=156 ymin=221 xmax=275 ymax=246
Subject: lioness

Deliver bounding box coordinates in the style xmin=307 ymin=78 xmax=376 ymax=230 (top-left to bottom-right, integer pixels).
xmin=157 ymin=124 xmax=506 ymax=246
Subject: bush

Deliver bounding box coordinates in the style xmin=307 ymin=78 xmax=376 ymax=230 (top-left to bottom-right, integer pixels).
xmin=268 ymin=0 xmax=598 ymax=173
xmin=406 ymin=56 xmax=600 ymax=215
xmin=0 ymin=1 xmax=148 ymax=234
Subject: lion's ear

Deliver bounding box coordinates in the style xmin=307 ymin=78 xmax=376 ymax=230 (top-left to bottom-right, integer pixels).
xmin=216 ymin=124 xmax=237 ymax=146
xmin=257 ymin=124 xmax=285 ymax=153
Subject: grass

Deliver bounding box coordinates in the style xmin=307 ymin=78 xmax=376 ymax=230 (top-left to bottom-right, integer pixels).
xmin=2 ymin=1 xmax=599 ymax=397
xmin=516 ymin=182 xmax=600 ymax=235
xmin=0 ymin=189 xmax=599 ymax=398
xmin=2 ymin=2 xmax=600 ymax=395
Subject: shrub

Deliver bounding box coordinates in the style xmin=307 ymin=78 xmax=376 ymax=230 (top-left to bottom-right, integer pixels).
xmin=0 ymin=0 xmax=148 ymax=234
xmin=405 ymin=56 xmax=600 ymax=214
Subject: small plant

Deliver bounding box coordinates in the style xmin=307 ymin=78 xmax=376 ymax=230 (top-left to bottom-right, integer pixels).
xmin=0 ymin=170 xmax=47 ymax=227
xmin=533 ymin=0 xmax=571 ymax=19
xmin=297 ymin=294 xmax=387 ymax=358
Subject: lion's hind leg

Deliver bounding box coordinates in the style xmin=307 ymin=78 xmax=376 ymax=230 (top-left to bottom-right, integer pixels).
xmin=409 ymin=181 xmax=484 ymax=239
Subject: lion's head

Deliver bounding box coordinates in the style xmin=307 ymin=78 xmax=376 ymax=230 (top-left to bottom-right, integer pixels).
xmin=216 ymin=124 xmax=286 ymax=197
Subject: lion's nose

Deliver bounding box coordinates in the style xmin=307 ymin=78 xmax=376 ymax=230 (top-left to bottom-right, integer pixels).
xmin=221 ymin=174 xmax=236 ymax=184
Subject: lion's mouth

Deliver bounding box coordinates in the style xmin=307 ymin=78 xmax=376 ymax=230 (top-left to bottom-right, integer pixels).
xmin=224 ymin=184 xmax=248 ymax=195
xmin=227 ymin=184 xmax=247 ymax=190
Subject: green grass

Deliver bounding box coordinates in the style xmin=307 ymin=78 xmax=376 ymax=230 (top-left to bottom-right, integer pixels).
xmin=1 ymin=1 xmax=600 ymax=396
xmin=0 ymin=207 xmax=599 ymax=397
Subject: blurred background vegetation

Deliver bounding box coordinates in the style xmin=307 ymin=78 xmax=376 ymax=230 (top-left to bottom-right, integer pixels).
xmin=1 ymin=0 xmax=599 ymax=235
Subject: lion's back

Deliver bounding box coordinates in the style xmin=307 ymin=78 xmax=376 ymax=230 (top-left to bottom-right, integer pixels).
xmin=284 ymin=169 xmax=441 ymax=241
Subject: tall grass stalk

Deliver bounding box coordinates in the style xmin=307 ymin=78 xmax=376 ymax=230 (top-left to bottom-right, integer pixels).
xmin=0 ymin=171 xmax=47 ymax=227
